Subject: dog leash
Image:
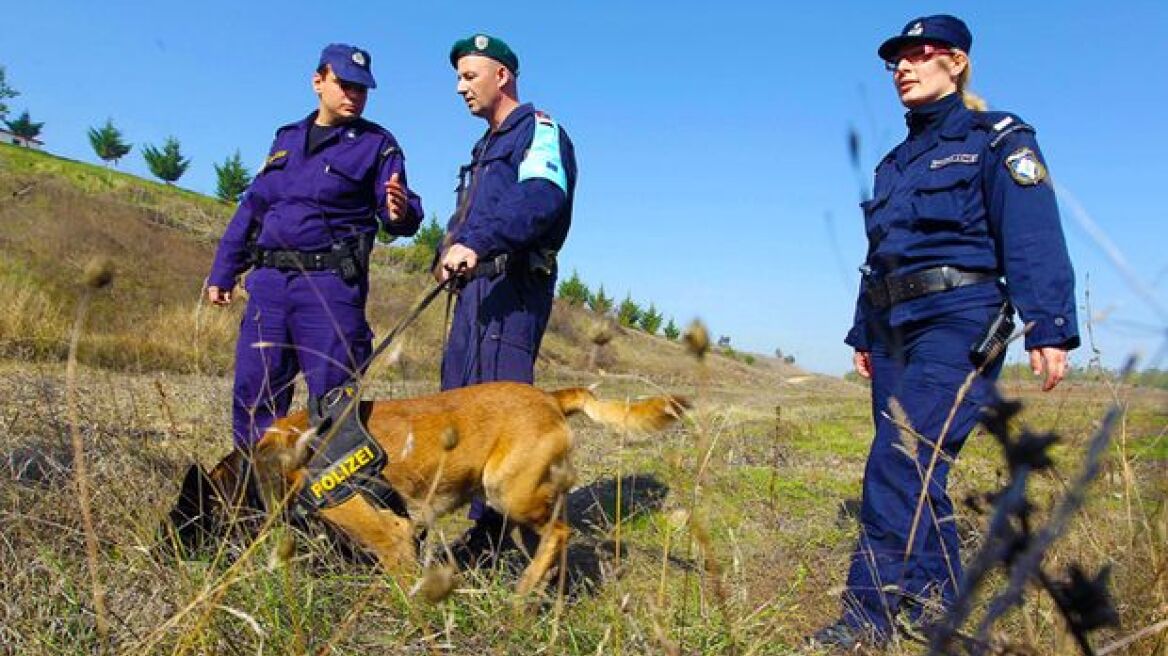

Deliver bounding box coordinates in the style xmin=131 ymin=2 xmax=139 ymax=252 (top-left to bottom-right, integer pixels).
xmin=363 ymin=275 xmax=459 ymax=373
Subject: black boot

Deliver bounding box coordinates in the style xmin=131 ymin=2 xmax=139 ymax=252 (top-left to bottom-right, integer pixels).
xmin=447 ymin=505 xmax=516 ymax=570
xmin=807 ymin=619 xmax=886 ymax=652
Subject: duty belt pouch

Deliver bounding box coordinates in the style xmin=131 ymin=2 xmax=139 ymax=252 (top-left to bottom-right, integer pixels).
xmin=331 ymin=240 xmax=361 ymax=283
xmin=970 ymin=301 xmax=1016 ymax=366
xmin=527 ymin=248 xmax=558 ymax=277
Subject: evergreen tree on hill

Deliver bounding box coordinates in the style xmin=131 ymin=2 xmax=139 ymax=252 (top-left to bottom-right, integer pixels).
xmin=413 ymin=216 xmax=444 ymax=253
xmin=617 ymin=293 xmax=642 ymax=328
xmin=639 ymin=303 xmax=663 ymax=335
xmin=87 ymin=119 xmax=133 ymax=166
xmin=557 ymin=270 xmax=590 ymax=306
xmin=0 ymin=66 xmax=18 ymax=121
xmin=663 ymin=318 xmax=680 ymax=340
xmin=213 ymin=150 xmax=253 ymax=203
xmin=142 ymin=137 xmax=190 ymax=185
xmin=587 ymin=285 xmax=613 ymax=316
xmin=4 ymin=110 xmax=43 ymax=144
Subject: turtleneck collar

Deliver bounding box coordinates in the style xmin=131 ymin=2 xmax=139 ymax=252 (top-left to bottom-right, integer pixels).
xmin=905 ymin=92 xmax=962 ymax=135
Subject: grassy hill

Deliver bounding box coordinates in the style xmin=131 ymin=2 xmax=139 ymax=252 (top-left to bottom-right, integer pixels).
xmin=0 ymin=143 xmax=1164 ymax=655
xmin=0 ymin=142 xmax=814 ymax=389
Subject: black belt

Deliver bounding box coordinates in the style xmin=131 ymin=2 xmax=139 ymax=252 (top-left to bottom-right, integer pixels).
xmin=471 ymin=249 xmax=556 ymax=280
xmin=257 ymin=248 xmax=341 ymax=272
xmin=474 ymin=253 xmax=510 ymax=279
xmin=865 ymin=265 xmax=999 ymax=309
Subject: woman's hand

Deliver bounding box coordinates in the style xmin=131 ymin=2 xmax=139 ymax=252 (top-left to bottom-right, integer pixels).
xmin=853 ymin=350 xmax=873 ymax=379
xmin=1029 ymin=346 xmax=1069 ymax=391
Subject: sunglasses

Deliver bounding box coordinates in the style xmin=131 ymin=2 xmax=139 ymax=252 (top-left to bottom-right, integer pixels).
xmin=884 ymin=44 xmax=955 ymax=71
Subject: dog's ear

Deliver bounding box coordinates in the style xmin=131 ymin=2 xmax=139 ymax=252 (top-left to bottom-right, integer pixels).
xmin=161 ymin=462 xmax=221 ymax=558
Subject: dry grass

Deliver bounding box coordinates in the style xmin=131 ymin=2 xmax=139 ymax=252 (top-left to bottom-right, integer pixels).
xmin=0 ymin=351 xmax=1162 ymax=655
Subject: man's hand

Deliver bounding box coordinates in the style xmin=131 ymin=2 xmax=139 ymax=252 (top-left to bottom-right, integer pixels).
xmin=438 ymin=243 xmax=478 ymax=282
xmin=385 ymin=172 xmax=409 ymax=222
xmin=207 ymin=285 xmax=233 ymax=306
xmin=1029 ymin=346 xmax=1069 ymax=392
xmin=853 ymin=350 xmax=873 ymax=380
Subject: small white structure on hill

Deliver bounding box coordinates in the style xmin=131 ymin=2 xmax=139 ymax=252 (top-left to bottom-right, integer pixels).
xmin=0 ymin=128 xmax=43 ymax=149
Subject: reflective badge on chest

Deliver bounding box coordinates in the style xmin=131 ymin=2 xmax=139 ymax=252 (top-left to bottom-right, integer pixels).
xmin=1005 ymin=147 xmax=1047 ymax=185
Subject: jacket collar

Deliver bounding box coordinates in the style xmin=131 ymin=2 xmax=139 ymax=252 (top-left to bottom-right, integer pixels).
xmin=904 ymin=93 xmax=971 ymax=140
xmin=494 ymin=102 xmax=534 ymax=135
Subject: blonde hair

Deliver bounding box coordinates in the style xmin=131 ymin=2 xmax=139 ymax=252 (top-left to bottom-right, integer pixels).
xmin=954 ymin=54 xmax=987 ymax=111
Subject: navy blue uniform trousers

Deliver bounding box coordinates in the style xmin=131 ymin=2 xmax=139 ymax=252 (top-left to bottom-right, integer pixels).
xmin=844 ymin=303 xmax=1003 ymax=634
xmin=231 ymin=268 xmax=372 ymax=448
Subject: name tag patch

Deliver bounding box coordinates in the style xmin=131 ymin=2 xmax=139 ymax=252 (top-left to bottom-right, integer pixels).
xmin=930 ymin=153 xmax=979 ymax=169
xmin=309 ymin=445 xmax=377 ymax=500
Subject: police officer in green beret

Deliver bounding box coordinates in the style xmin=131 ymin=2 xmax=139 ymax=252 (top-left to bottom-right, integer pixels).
xmin=438 ymin=34 xmax=578 ymax=566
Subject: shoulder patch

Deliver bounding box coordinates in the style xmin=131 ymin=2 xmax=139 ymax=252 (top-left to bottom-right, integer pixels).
xmin=1005 ymin=147 xmax=1047 ymax=185
xmin=261 ymin=149 xmax=288 ymax=172
xmin=518 ymin=114 xmax=567 ymax=192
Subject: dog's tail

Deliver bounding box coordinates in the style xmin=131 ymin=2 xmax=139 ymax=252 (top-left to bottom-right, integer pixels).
xmin=551 ymin=388 xmax=690 ymax=433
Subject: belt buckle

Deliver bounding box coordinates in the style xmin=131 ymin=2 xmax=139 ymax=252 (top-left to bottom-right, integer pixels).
xmin=939 ymin=265 xmax=961 ymax=289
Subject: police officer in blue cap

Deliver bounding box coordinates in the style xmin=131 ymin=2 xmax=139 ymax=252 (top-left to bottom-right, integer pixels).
xmin=436 ymin=33 xmax=577 ymax=564
xmin=812 ymin=15 xmax=1079 ymax=650
xmin=207 ymin=43 xmax=423 ymax=449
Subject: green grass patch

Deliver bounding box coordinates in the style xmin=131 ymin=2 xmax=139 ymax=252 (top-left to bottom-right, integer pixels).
xmin=790 ymin=419 xmax=870 ymax=459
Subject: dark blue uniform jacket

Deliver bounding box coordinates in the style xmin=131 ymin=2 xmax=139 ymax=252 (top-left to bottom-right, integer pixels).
xmin=846 ymin=93 xmax=1079 ymax=352
xmin=447 ymin=102 xmax=576 ymax=262
xmin=208 ymin=112 xmax=422 ymax=289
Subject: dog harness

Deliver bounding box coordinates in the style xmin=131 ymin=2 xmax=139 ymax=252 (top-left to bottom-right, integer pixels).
xmin=295 ymin=384 xmax=410 ymax=520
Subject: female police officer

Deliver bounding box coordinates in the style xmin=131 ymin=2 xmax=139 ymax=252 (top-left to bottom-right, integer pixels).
xmin=813 ymin=15 xmax=1079 ymax=650
xmin=206 ymin=44 xmax=423 ymax=449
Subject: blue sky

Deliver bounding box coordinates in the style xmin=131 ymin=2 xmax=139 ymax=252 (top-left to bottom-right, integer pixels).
xmin=3 ymin=1 xmax=1165 ymax=375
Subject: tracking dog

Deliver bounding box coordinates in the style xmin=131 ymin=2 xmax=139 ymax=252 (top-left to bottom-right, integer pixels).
xmin=169 ymin=382 xmax=687 ymax=593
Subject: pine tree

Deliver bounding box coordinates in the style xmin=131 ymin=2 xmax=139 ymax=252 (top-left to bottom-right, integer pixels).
xmin=87 ymin=119 xmax=132 ymax=166
xmin=617 ymin=293 xmax=642 ymax=328
xmin=3 ymin=110 xmax=43 ymax=143
xmin=587 ymin=285 xmax=613 ymax=316
xmin=142 ymin=137 xmax=190 ymax=184
xmin=663 ymin=318 xmax=680 ymax=340
xmin=557 ymin=270 xmax=590 ymax=306
xmin=413 ymin=216 xmax=444 ymax=253
xmin=638 ymin=303 xmax=663 ymax=335
xmin=0 ymin=66 xmax=18 ymax=121
xmin=213 ymin=150 xmax=253 ymax=202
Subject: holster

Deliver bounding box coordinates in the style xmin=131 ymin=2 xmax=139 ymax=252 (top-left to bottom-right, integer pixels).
xmin=970 ymin=300 xmax=1016 ymax=366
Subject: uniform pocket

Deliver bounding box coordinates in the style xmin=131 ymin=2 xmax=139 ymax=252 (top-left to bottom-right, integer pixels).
xmin=912 ymin=166 xmax=978 ymax=230
xmin=861 ymin=193 xmax=891 ymax=240
xmin=323 ymin=155 xmax=372 ymax=205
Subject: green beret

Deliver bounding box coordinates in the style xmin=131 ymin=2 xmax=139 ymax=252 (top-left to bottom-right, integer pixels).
xmin=449 ymin=34 xmax=519 ymax=75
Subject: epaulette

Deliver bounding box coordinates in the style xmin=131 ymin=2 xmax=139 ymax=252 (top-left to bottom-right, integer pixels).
xmin=355 ymin=117 xmax=391 ymax=137
xmin=975 ymin=111 xmax=1036 ymax=149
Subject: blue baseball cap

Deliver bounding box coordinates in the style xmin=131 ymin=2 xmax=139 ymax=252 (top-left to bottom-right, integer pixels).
xmin=878 ymin=15 xmax=973 ymax=61
xmin=318 ymin=43 xmax=376 ymax=89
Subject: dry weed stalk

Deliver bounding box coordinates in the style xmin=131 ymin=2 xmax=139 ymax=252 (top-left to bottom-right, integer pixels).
xmin=927 ymin=357 xmax=1137 ymax=655
xmin=66 ymin=255 xmax=115 ymax=651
